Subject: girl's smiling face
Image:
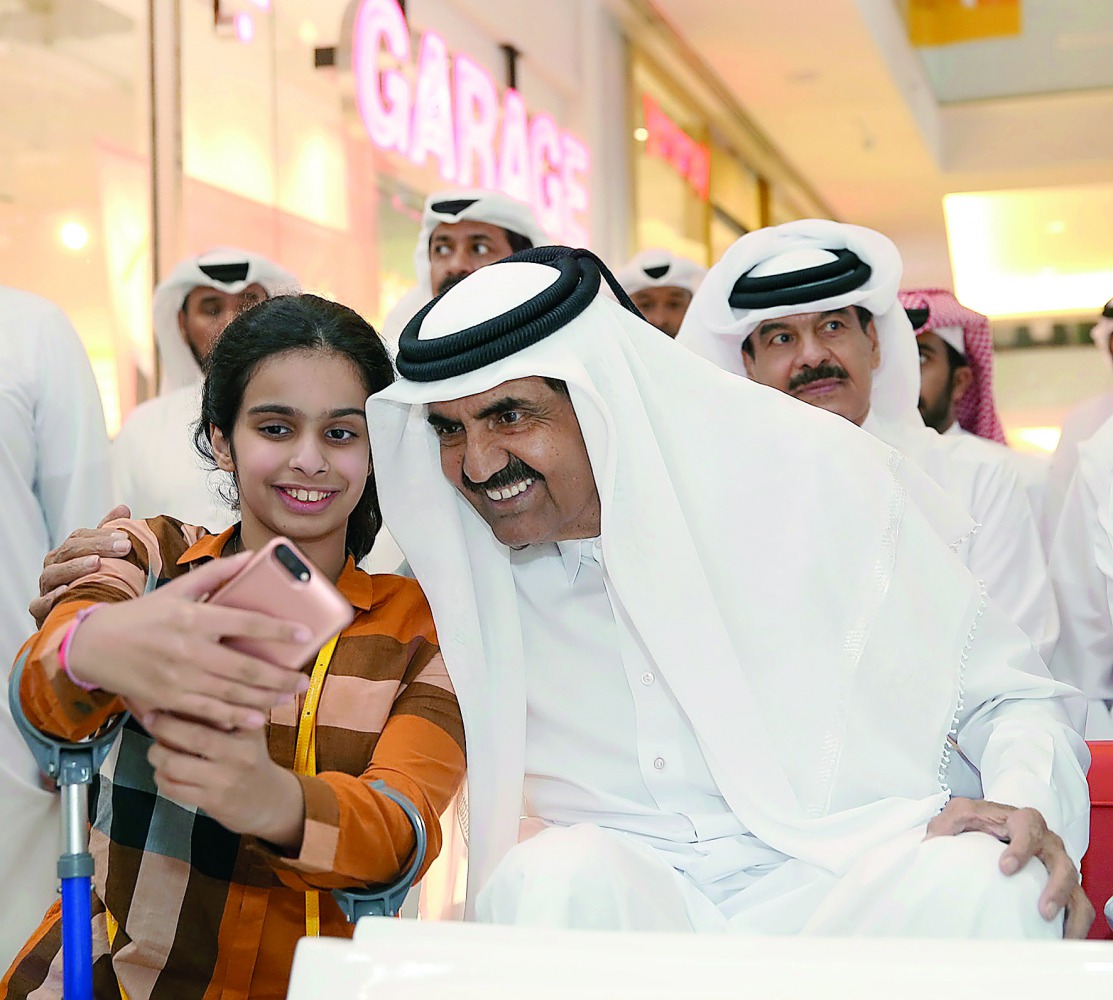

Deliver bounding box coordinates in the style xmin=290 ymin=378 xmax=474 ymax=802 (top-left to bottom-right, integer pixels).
xmin=210 ymin=348 xmax=371 ymax=572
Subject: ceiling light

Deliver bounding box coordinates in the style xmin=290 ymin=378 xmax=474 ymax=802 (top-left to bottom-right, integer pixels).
xmin=235 ymin=12 xmax=254 ymax=43
xmin=633 ymin=127 xmax=648 ymax=142
xmin=59 ymin=221 xmax=88 ymax=251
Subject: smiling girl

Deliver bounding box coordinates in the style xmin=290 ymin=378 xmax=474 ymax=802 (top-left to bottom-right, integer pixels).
xmin=4 ymin=295 xmax=465 ymax=1000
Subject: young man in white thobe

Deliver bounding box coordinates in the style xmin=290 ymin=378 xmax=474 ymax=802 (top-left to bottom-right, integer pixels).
xmin=615 ymin=247 xmax=706 ymax=339
xmin=677 ymin=221 xmax=1057 ymax=665
xmin=110 ymin=248 xmax=297 ymax=529
xmin=0 ymin=287 xmax=113 ymax=964
xmin=1045 ymin=297 xmax=1113 ymax=545
xmin=1047 ymin=412 xmax=1113 ymax=738
xmin=899 ymin=287 xmax=1049 ymax=529
xmin=379 ymin=189 xmax=549 ymax=348
xmin=366 ymin=246 xmax=1092 ymax=938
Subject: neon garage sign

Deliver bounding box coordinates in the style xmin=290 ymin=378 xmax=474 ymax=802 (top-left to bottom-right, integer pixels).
xmin=349 ymin=0 xmax=590 ymax=244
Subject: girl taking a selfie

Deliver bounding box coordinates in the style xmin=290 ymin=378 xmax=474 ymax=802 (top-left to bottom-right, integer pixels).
xmin=3 ymin=294 xmax=465 ymax=1000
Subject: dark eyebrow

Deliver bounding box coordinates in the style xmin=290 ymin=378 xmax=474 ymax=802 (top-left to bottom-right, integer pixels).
xmin=246 ymin=404 xmax=366 ymax=421
xmin=426 ymin=412 xmax=460 ymax=431
xmin=758 ymin=309 xmax=853 ymax=338
xmin=475 ymin=396 xmax=535 ymax=420
xmin=756 ymin=320 xmax=793 ymax=338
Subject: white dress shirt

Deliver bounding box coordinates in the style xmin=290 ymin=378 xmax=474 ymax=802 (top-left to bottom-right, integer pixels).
xmin=864 ymin=411 xmax=1057 ymax=663
xmin=1044 ymin=391 xmax=1113 ymax=548
xmin=944 ymin=423 xmax=1049 ymax=539
xmin=512 ymin=538 xmax=789 ymax=905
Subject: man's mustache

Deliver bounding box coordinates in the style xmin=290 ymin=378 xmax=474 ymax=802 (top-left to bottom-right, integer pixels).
xmin=788 ymin=363 xmax=848 ymax=393
xmin=461 ymin=455 xmax=545 ymax=494
xmin=437 ymin=272 xmax=468 ymax=296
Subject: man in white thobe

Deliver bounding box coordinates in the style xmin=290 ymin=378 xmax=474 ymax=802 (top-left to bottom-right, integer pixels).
xmin=1044 ymin=297 xmax=1113 ymax=546
xmin=379 ymin=189 xmax=549 ymax=348
xmin=615 ymin=247 xmax=706 ymax=339
xmin=677 ymin=222 xmax=1057 ymax=665
xmin=1047 ymin=412 xmax=1113 ymax=738
xmin=367 ymin=246 xmax=1092 ymax=938
xmin=899 ymin=287 xmax=1049 ymax=529
xmin=0 ymin=288 xmax=113 ymax=964
xmin=111 ymin=248 xmax=297 ymax=530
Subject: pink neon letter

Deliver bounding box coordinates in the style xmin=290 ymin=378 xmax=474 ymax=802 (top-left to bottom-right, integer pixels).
xmin=409 ymin=31 xmax=458 ymax=181
xmin=351 ymin=0 xmax=411 ymax=155
xmin=560 ymin=132 xmax=590 ymax=246
xmin=454 ymin=53 xmax=499 ymax=188
xmin=528 ymin=113 xmax=563 ymax=236
xmin=498 ymin=89 xmax=531 ymax=203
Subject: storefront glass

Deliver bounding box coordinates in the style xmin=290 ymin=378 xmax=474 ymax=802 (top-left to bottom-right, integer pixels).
xmin=0 ymin=0 xmax=152 ymax=434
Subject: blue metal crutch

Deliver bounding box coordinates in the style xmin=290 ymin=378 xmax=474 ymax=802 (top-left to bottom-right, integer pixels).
xmin=9 ymin=652 xmax=128 ymax=1000
xmin=10 ymin=653 xmax=424 ymax=995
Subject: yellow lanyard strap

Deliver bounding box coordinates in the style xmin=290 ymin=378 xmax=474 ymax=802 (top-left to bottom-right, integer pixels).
xmin=293 ymin=633 xmax=341 ymax=937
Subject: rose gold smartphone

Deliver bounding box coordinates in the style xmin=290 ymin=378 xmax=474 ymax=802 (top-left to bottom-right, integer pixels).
xmin=207 ymin=536 xmax=354 ymax=669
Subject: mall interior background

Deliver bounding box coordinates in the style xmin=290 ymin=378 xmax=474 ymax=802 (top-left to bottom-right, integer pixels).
xmin=1 ymin=0 xmax=1110 ymax=447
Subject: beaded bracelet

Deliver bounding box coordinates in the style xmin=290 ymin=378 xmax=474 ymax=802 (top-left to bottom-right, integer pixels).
xmin=58 ymin=603 xmax=106 ymax=692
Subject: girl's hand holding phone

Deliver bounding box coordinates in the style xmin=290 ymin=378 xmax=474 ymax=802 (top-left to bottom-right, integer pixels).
xmin=145 ymin=710 xmax=305 ymax=851
xmin=64 ymin=553 xmax=314 ymax=731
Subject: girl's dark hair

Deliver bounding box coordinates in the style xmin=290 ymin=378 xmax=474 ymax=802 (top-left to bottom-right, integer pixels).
xmin=193 ymin=293 xmax=395 ymax=562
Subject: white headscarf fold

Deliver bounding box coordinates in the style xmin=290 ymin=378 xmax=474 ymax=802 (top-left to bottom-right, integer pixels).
xmin=152 ymin=248 xmax=298 ymax=394
xmin=368 ymin=259 xmax=998 ymax=916
xmin=381 ymin=190 xmax=550 ymax=347
xmin=413 ymin=189 xmax=549 ymax=295
xmin=615 ymin=247 xmax=706 ymax=297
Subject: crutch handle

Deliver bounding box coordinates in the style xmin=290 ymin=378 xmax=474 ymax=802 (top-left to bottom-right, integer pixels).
xmin=331 ymin=780 xmax=427 ymax=922
xmin=8 ymin=652 xmax=129 ymax=787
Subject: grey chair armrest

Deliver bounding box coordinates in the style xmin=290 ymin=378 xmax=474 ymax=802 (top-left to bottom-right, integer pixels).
xmin=331 ymin=780 xmax=427 ymax=922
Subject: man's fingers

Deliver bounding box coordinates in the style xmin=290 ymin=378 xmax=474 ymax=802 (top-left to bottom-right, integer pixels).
xmin=998 ymin=812 xmax=1042 ymax=874
xmin=40 ymin=558 xmax=100 ymax=596
xmin=28 ymin=587 xmax=67 ymax=624
xmin=97 ymin=505 xmax=131 ymax=528
xmin=1062 ymin=886 xmax=1096 ymax=939
xmin=44 ymin=530 xmax=132 ymax=568
xmin=925 ymin=798 xmax=1012 ymax=841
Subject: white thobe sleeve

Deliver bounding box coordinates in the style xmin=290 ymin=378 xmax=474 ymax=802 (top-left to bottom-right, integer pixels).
xmin=1047 ymin=456 xmax=1113 ymax=703
xmin=953 ymin=595 xmax=1091 ymax=864
xmin=965 ymin=460 xmax=1059 ymax=664
xmin=32 ymin=303 xmax=114 ymax=546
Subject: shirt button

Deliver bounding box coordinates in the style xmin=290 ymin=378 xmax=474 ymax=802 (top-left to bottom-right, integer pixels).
xmin=641 ymin=671 xmax=655 ymax=686
xmin=653 ymin=756 xmax=666 ymax=771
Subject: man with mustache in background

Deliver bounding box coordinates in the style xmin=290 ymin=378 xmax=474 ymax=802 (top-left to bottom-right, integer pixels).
xmin=678 ymin=221 xmax=1057 ymax=667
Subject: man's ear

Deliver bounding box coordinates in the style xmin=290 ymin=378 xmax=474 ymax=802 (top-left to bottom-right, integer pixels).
xmin=741 ymin=344 xmax=757 ymax=378
xmin=177 ymin=307 xmax=190 ymax=343
xmin=210 ymin=424 xmax=236 ymax=474
xmin=951 ymin=365 xmax=974 ymax=406
xmin=866 ymin=319 xmax=882 ymax=370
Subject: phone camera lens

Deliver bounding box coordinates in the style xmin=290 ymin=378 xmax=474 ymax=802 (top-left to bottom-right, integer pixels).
xmin=274 ymin=544 xmax=311 ymax=582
